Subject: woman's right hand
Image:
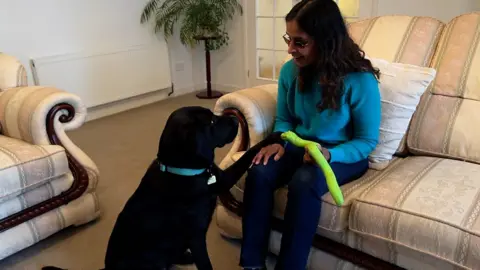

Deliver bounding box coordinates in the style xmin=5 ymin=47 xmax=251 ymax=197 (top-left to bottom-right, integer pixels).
xmin=252 ymin=143 xmax=285 ymax=165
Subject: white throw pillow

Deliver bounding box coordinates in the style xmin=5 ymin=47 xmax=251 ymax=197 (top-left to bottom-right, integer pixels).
xmin=367 ymin=58 xmax=436 ymax=170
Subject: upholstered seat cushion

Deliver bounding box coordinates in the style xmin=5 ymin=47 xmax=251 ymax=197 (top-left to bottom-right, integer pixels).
xmin=227 ymin=151 xmax=402 ymax=232
xmin=0 ymin=173 xmax=73 ymax=219
xmin=0 ymin=135 xmax=69 ymax=203
xmin=349 ymin=156 xmax=480 ymax=269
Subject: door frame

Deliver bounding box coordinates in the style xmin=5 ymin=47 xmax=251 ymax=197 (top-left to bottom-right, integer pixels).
xmin=243 ymin=0 xmax=282 ymax=88
xmin=241 ymin=0 xmax=251 ymax=88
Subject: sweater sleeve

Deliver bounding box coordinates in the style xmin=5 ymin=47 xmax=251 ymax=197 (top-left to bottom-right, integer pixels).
xmin=273 ymin=61 xmax=295 ymax=133
xmin=328 ymin=72 xmax=381 ymax=164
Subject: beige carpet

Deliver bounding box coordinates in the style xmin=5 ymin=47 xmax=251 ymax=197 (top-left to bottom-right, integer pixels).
xmin=0 ymin=93 xmax=276 ymax=270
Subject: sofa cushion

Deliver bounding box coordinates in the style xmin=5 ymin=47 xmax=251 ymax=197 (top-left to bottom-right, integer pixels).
xmin=407 ymin=12 xmax=480 ymax=164
xmin=0 ymin=173 xmax=73 ymax=219
xmin=348 ymin=15 xmax=445 ymax=157
xmin=349 ymin=15 xmax=445 ymax=67
xmin=0 ymin=135 xmax=69 ymax=202
xmin=349 ymin=156 xmax=480 ymax=269
xmin=227 ymin=151 xmax=402 ymax=232
xmin=367 ymin=58 xmax=436 ymax=170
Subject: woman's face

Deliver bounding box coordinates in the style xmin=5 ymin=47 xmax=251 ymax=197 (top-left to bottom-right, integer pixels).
xmin=285 ymin=20 xmax=315 ymax=67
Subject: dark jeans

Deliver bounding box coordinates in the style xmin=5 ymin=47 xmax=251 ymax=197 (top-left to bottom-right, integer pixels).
xmin=239 ymin=142 xmax=369 ymax=270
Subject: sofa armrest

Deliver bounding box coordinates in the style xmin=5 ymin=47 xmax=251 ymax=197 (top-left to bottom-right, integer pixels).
xmin=214 ymin=84 xmax=278 ymax=215
xmin=214 ymin=84 xmax=279 ymax=157
xmin=214 ymin=84 xmax=277 ymax=216
xmin=0 ymin=86 xmax=100 ymax=231
xmin=0 ymin=53 xmax=28 ymax=90
xmin=0 ymin=86 xmax=99 ymax=182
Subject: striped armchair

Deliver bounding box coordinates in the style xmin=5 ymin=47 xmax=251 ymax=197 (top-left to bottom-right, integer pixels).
xmin=0 ymin=53 xmax=100 ymax=260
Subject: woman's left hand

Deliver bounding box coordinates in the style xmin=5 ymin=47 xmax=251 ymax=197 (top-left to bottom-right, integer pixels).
xmin=303 ymin=144 xmax=331 ymax=164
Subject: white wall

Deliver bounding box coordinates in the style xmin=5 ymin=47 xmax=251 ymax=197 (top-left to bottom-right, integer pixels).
xmin=0 ymin=0 xmax=178 ymax=121
xmin=0 ymin=0 xmax=166 ymax=82
xmin=0 ymin=0 xmax=246 ymax=101
xmin=210 ymin=8 xmax=247 ymax=92
xmin=165 ymin=24 xmax=204 ymax=96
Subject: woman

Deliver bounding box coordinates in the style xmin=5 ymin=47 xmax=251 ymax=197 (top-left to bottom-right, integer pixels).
xmin=240 ymin=1 xmax=381 ymax=269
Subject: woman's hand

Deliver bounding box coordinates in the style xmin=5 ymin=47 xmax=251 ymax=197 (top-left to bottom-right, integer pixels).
xmin=252 ymin=143 xmax=285 ymax=165
xmin=303 ymin=144 xmax=331 ymax=164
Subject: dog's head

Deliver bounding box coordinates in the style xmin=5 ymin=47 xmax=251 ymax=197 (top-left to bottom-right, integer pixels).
xmin=157 ymin=106 xmax=238 ymax=169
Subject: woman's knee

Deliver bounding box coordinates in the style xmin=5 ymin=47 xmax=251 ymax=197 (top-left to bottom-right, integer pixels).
xmin=289 ymin=165 xmax=326 ymax=196
xmin=245 ymin=163 xmax=277 ymax=189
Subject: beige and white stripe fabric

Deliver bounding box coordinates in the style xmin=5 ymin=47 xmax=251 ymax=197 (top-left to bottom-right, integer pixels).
xmin=349 ymin=15 xmax=445 ymax=67
xmin=349 ymin=156 xmax=480 ymax=269
xmin=0 ymin=192 xmax=100 ymax=260
xmin=0 ymin=86 xmax=99 ymax=184
xmin=0 ymin=86 xmax=86 ymax=144
xmin=0 ymin=134 xmax=98 ymax=220
xmin=223 ymin=151 xmax=402 ymax=233
xmin=0 ymin=53 xmax=27 ymax=91
xmin=407 ymin=12 xmax=480 ymax=163
xmin=0 ymin=55 xmax=101 ymax=260
xmin=0 ymin=135 xmax=69 ymax=202
xmin=0 ymin=173 xmax=73 ymax=220
xmin=214 ymin=84 xmax=278 ymax=167
xmin=348 ymin=15 xmax=445 ymax=156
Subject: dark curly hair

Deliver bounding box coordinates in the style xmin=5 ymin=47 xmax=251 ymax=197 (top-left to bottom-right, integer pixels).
xmin=286 ymin=0 xmax=380 ymax=111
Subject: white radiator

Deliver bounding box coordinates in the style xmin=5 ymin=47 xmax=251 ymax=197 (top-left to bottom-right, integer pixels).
xmin=30 ymin=43 xmax=172 ymax=108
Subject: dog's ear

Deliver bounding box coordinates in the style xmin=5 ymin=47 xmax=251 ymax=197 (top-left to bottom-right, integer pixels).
xmin=156 ymin=112 xmax=197 ymax=167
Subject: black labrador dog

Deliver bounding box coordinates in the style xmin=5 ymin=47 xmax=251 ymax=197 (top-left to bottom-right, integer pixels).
xmin=43 ymin=106 xmax=280 ymax=270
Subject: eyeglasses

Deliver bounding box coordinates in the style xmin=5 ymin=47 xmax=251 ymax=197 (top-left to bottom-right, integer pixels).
xmin=283 ymin=34 xmax=309 ymax=49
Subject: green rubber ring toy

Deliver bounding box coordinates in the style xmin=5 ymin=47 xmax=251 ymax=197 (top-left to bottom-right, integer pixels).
xmin=281 ymin=131 xmax=344 ymax=206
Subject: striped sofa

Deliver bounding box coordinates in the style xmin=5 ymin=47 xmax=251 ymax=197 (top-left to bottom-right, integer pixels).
xmin=214 ymin=12 xmax=480 ymax=270
xmin=0 ymin=53 xmax=100 ymax=260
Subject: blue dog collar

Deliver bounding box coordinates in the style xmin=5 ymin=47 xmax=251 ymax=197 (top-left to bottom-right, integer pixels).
xmin=159 ymin=163 xmax=206 ymax=176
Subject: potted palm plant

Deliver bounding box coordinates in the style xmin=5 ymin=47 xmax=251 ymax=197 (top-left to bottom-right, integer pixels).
xmin=141 ymin=0 xmax=243 ymax=99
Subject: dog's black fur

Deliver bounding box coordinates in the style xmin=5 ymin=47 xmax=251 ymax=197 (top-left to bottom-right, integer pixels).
xmin=42 ymin=106 xmax=280 ymax=270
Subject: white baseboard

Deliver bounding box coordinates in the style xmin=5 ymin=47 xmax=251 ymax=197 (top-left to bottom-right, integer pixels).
xmin=85 ymin=83 xmax=244 ymax=122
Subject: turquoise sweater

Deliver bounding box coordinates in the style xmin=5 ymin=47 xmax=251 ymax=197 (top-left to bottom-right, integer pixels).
xmin=274 ymin=59 xmax=381 ymax=164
